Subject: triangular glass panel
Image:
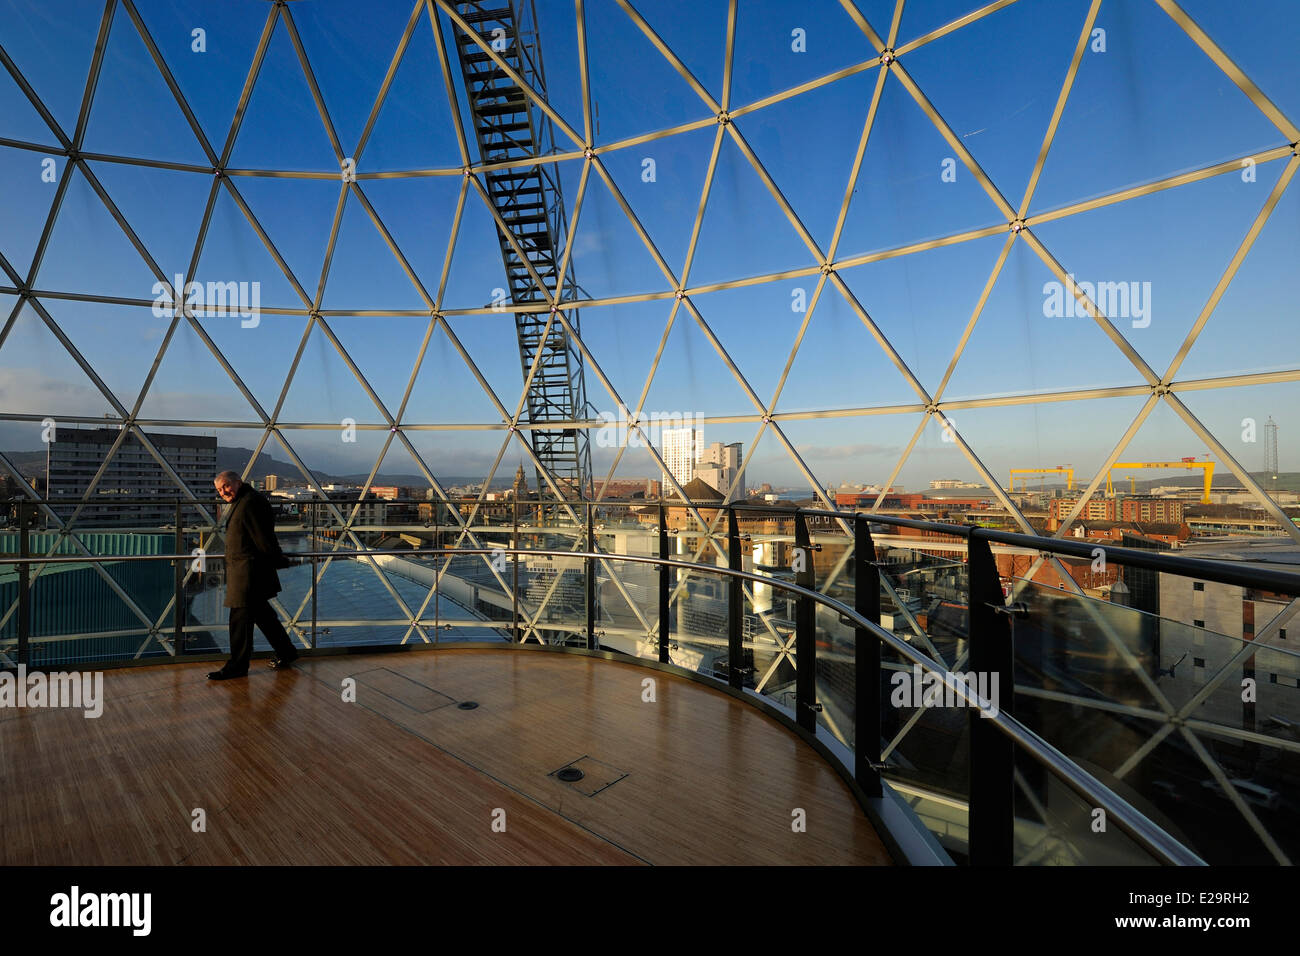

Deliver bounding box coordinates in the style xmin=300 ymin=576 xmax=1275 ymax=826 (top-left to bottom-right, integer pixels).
xmin=231 ymin=174 xmax=341 ymax=309
xmin=227 ymin=10 xmax=341 ymax=172
xmin=34 ymin=299 xmax=171 ymax=411
xmin=357 ymin=175 xmax=464 ymax=306
xmin=276 ymin=318 xmax=392 ymax=426
xmin=129 ymin=0 xmax=273 ymax=151
xmin=403 ymin=427 xmax=512 ymax=498
xmin=563 ymin=159 xmax=676 ymax=300
xmin=193 ymin=183 xmax=310 ymax=310
xmin=189 ymin=310 xmax=312 ymax=418
xmin=285 ymin=0 xmax=424 ymax=159
xmin=901 ymin=0 xmax=1094 ymax=207
xmin=941 ymin=238 xmax=1151 ymax=402
xmin=320 ymin=314 xmax=430 ymax=420
xmin=1177 ymin=0 xmax=1300 ymax=134
xmin=594 ymin=125 xmax=717 ymax=280
xmin=690 ymin=132 xmax=821 ymax=286
xmin=84 ymin=160 xmax=214 ymax=281
xmin=583 ymin=0 xmax=717 ymax=145
xmin=729 ymin=0 xmax=888 ymax=107
xmin=834 ymin=232 xmax=1009 ymax=401
xmin=553 ymin=298 xmax=675 ymax=417
xmin=359 ymin=4 xmax=465 ymax=172
xmin=0 ymin=299 xmax=117 ymax=419
xmin=33 ymin=165 xmax=161 ymax=299
xmin=439 ymin=313 xmax=528 ymax=423
xmin=0 ymin=53 xmax=60 ymax=144
xmin=634 ymin=0 xmax=730 ymax=107
xmin=401 ymin=318 xmax=518 ymax=426
xmin=437 ymin=181 xmax=514 ymax=312
xmin=767 ymin=273 xmax=932 ymax=415
xmin=0 ymin=0 xmax=104 ymax=140
xmin=321 ymin=190 xmax=431 ymax=311
xmin=1174 ymin=168 xmax=1300 ymax=381
xmin=1031 ymin=0 xmax=1288 ymax=214
xmin=1175 ymin=380 xmax=1299 ymax=517
xmin=134 ymin=313 xmax=265 ymax=423
xmin=732 ymin=69 xmax=879 ymax=254
xmin=640 ymin=300 xmax=768 ymax=420
xmin=0 ymin=144 xmax=63 ymax=281
xmin=837 ymin=71 xmax=1008 ymax=260
xmin=1033 ymin=161 xmax=1286 ymax=381
xmin=82 ymin=7 xmax=211 ymax=165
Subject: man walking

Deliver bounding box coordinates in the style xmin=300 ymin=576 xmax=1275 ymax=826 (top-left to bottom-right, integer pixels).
xmin=208 ymin=470 xmax=299 ymax=680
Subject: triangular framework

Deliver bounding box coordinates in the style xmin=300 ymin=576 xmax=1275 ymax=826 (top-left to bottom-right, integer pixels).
xmin=1 ymin=0 xmax=1299 ymax=855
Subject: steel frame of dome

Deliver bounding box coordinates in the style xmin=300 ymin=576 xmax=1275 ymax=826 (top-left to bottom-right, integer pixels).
xmin=0 ymin=0 xmax=1295 ymax=603
xmin=2 ymin=0 xmax=1300 ymax=866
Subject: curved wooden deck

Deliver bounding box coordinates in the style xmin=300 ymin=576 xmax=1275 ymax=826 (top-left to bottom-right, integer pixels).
xmin=1 ymin=649 xmax=891 ymax=865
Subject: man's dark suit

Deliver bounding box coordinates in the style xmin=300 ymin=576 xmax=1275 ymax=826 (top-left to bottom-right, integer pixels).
xmin=222 ymin=483 xmax=296 ymax=673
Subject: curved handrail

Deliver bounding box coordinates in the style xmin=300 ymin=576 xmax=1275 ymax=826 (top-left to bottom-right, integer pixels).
xmin=0 ymin=544 xmax=1206 ymax=865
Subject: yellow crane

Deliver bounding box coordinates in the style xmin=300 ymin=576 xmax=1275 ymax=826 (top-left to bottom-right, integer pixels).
xmin=1009 ymin=466 xmax=1075 ymax=493
xmin=1106 ymin=458 xmax=1215 ymax=504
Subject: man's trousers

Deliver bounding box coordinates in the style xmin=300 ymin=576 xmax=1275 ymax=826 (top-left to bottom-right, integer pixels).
xmin=227 ymin=600 xmax=296 ymax=673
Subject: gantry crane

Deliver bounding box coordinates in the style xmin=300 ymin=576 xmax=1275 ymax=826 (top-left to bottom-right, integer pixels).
xmin=1009 ymin=466 xmax=1075 ymax=493
xmin=1106 ymin=458 xmax=1215 ymax=504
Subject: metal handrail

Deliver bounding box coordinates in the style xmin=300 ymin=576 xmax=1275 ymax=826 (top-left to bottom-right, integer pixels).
xmin=0 ymin=542 xmax=1205 ymax=865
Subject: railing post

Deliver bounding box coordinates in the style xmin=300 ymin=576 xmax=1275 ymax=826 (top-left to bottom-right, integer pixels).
xmin=174 ymin=500 xmax=184 ymax=657
xmin=727 ymin=506 xmax=743 ymax=690
xmin=854 ymin=514 xmax=882 ymax=797
xmin=658 ymin=503 xmax=669 ymax=663
xmin=794 ymin=511 xmax=817 ymax=732
xmin=968 ymin=531 xmax=1014 ymax=866
xmin=586 ymin=503 xmax=595 ymax=650
xmin=512 ymin=497 xmax=520 ymax=644
xmin=17 ymin=499 xmax=31 ymax=666
xmin=310 ymin=501 xmax=318 ymax=650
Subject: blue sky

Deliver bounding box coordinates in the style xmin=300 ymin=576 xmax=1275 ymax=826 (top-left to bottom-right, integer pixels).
xmin=0 ymin=0 xmax=1297 ymax=494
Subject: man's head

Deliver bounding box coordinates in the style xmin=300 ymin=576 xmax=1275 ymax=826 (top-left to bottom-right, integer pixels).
xmin=214 ymin=470 xmax=243 ymax=503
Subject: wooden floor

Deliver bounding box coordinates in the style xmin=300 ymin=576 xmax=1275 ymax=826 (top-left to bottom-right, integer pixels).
xmin=0 ymin=649 xmax=891 ymax=866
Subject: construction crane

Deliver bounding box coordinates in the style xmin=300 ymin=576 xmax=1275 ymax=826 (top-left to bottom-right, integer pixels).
xmin=1106 ymin=458 xmax=1215 ymax=504
xmin=1009 ymin=466 xmax=1075 ymax=493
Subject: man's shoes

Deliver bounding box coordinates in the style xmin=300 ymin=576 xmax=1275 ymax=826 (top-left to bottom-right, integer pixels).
xmin=268 ymin=650 xmax=300 ymax=670
xmin=207 ymin=669 xmax=248 ymax=681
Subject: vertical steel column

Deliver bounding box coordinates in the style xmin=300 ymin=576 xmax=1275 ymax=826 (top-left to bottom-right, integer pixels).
xmin=794 ymin=511 xmax=817 ymax=732
xmin=967 ymin=531 xmax=1014 ymax=866
xmin=854 ymin=514 xmax=882 ymax=797
xmin=174 ymin=500 xmax=184 ymax=657
xmin=310 ymin=501 xmax=318 ymax=650
xmin=727 ymin=506 xmax=743 ymax=690
xmin=17 ymin=499 xmax=31 ymax=666
xmin=658 ymin=503 xmax=669 ymax=663
xmin=586 ymin=504 xmax=595 ymax=650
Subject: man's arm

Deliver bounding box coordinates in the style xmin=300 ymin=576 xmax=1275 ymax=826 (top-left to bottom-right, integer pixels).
xmin=246 ymin=493 xmax=287 ymax=561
